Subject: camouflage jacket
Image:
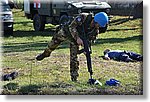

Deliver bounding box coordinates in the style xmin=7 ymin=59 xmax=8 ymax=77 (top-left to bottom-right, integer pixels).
xmin=69 ymin=13 xmax=99 ymax=42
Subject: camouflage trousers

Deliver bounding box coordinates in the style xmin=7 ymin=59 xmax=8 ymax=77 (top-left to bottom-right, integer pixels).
xmin=44 ymin=27 xmax=79 ymax=81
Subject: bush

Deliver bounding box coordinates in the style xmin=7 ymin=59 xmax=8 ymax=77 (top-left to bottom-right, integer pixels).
xmin=14 ymin=0 xmax=24 ymax=9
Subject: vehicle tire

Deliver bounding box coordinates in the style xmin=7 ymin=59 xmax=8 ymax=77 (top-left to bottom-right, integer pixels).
xmin=59 ymin=15 xmax=69 ymax=25
xmin=33 ymin=14 xmax=45 ymax=31
xmin=99 ymin=25 xmax=107 ymax=33
xmin=4 ymin=27 xmax=13 ymax=37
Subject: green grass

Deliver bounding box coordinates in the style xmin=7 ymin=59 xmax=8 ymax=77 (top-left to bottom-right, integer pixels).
xmin=1 ymin=9 xmax=143 ymax=95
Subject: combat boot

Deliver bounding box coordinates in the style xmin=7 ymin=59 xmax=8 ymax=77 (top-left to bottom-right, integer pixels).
xmin=36 ymin=49 xmax=51 ymax=61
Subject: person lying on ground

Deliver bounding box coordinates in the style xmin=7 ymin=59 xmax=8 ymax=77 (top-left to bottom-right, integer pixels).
xmin=103 ymin=49 xmax=143 ymax=62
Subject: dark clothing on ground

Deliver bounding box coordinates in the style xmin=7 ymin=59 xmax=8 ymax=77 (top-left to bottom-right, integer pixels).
xmin=1 ymin=71 xmax=18 ymax=81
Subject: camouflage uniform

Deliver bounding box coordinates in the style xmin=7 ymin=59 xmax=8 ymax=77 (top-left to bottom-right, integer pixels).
xmin=37 ymin=13 xmax=99 ymax=81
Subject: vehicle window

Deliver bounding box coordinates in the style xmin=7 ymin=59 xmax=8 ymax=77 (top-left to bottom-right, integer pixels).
xmin=2 ymin=4 xmax=11 ymax=12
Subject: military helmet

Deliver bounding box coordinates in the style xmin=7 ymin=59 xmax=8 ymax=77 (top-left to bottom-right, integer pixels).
xmin=94 ymin=12 xmax=109 ymax=27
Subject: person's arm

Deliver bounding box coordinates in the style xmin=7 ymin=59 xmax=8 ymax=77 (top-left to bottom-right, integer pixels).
xmin=69 ymin=15 xmax=84 ymax=46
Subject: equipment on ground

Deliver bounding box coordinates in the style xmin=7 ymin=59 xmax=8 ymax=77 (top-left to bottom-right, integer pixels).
xmin=105 ymin=78 xmax=120 ymax=86
xmin=2 ymin=71 xmax=18 ymax=81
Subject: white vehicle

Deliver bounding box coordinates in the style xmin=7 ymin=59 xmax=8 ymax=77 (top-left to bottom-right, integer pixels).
xmin=1 ymin=1 xmax=14 ymax=36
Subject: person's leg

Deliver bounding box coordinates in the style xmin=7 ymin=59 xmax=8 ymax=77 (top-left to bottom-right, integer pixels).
xmin=70 ymin=42 xmax=79 ymax=81
xmin=36 ymin=28 xmax=67 ymax=61
xmin=119 ymin=53 xmax=133 ymax=62
xmin=125 ymin=51 xmax=143 ymax=61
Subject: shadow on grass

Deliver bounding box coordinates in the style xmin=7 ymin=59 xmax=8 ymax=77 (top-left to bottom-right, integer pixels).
xmin=2 ymin=82 xmax=109 ymax=95
xmin=110 ymin=18 xmax=130 ymax=26
xmin=3 ymin=83 xmax=19 ymax=91
xmin=3 ymin=26 xmax=70 ymax=53
xmin=2 ymin=82 xmax=142 ymax=95
xmin=12 ymin=30 xmax=55 ymax=37
xmin=17 ymin=84 xmax=42 ymax=95
xmin=17 ymin=83 xmax=74 ymax=95
xmin=107 ymin=28 xmax=140 ymax=32
xmin=109 ymin=17 xmax=138 ymax=26
xmin=3 ymin=35 xmax=142 ymax=53
xmin=3 ymin=40 xmax=70 ymax=53
xmin=94 ymin=35 xmax=143 ymax=45
xmin=2 ymin=82 xmax=75 ymax=95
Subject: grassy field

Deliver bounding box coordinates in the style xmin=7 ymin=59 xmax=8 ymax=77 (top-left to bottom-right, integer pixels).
xmin=1 ymin=9 xmax=143 ymax=95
